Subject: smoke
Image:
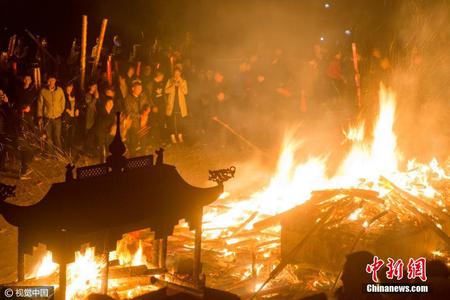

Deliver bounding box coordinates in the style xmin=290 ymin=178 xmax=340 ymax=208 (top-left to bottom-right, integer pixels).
xmin=189 ymin=1 xmax=449 ymax=167
xmin=389 ymin=0 xmax=450 ymax=161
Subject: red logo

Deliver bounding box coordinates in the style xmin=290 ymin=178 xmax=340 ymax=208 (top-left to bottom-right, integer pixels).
xmin=366 ymin=256 xmax=427 ymax=282
xmin=366 ymin=256 xmax=384 ymax=282
xmin=386 ymin=258 xmax=404 ymax=280
xmin=407 ymin=257 xmax=427 ymax=282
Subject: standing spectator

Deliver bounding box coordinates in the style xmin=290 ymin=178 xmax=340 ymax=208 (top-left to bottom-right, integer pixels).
xmin=102 ymin=86 xmax=119 ymax=112
xmin=137 ymin=103 xmax=152 ymax=152
xmin=0 ymin=90 xmax=33 ymax=179
xmin=150 ymin=71 xmax=166 ymax=117
xmin=124 ymin=80 xmax=149 ymax=153
xmin=96 ymin=98 xmax=115 ymax=162
xmin=165 ymin=68 xmax=188 ymax=143
xmin=84 ymin=82 xmax=99 ymax=133
xmin=125 ymin=65 xmax=137 ymax=92
xmin=84 ymin=82 xmax=99 ymax=153
xmin=37 ymin=76 xmax=65 ymax=149
xmin=62 ymin=82 xmax=79 ymax=152
xmin=327 ymin=51 xmax=347 ymax=101
xmin=15 ymin=75 xmax=36 ymax=130
xmin=141 ymin=65 xmax=153 ymax=98
xmin=149 ymin=71 xmax=166 ymax=142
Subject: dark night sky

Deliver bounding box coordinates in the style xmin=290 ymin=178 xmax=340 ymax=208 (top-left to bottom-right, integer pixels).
xmin=0 ymin=0 xmax=410 ymax=56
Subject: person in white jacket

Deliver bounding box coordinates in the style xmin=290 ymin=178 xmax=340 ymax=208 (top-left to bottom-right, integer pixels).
xmin=165 ymin=68 xmax=188 ymax=143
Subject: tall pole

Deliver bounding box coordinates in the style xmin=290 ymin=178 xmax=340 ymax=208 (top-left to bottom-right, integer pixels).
xmin=17 ymin=230 xmax=24 ymax=282
xmin=80 ymin=15 xmax=88 ymax=91
xmin=101 ymin=235 xmax=110 ymax=295
xmin=92 ymin=18 xmax=108 ymax=77
xmin=59 ymin=263 xmax=67 ymax=300
xmin=106 ymin=55 xmax=113 ymax=86
xmin=352 ymin=42 xmax=362 ymax=109
xmin=193 ymin=219 xmax=202 ymax=288
xmin=8 ymin=35 xmax=16 ymax=58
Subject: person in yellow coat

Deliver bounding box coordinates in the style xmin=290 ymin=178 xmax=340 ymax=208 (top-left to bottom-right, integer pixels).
xmin=165 ymin=68 xmax=188 ymax=143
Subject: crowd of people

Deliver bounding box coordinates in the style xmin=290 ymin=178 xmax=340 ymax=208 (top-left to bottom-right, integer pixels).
xmin=0 ymin=27 xmax=419 ymax=179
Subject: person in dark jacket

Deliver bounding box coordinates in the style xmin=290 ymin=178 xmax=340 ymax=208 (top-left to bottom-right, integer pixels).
xmin=15 ymin=75 xmax=37 ymax=131
xmin=0 ymin=90 xmax=33 ymax=179
xmin=96 ymin=98 xmax=115 ymax=162
xmin=62 ymin=82 xmax=80 ymax=152
xmin=124 ymin=80 xmax=149 ymax=153
xmin=84 ymin=82 xmax=99 ymax=154
xmin=149 ymin=71 xmax=166 ymax=138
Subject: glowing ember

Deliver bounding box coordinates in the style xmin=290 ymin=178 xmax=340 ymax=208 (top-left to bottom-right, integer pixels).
xmin=348 ymin=208 xmax=363 ymax=221
xmin=203 ymin=85 xmax=448 ymax=241
xmin=66 ymin=247 xmax=105 ymax=299
xmin=116 ymin=236 xmax=148 ymax=267
xmin=27 ymin=251 xmax=59 ymax=279
xmin=131 ymin=240 xmax=147 ymax=267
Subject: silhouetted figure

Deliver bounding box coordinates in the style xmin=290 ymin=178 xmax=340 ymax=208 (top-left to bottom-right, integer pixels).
xmin=335 ymin=251 xmax=382 ymax=300
xmin=416 ymin=259 xmax=450 ymax=300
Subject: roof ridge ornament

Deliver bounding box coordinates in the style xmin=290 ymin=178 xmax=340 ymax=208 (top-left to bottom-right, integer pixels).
xmin=106 ymin=112 xmax=128 ymax=172
xmin=209 ymin=166 xmax=236 ymax=184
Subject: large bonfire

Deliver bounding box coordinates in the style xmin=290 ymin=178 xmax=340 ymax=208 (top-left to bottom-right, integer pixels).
xmin=22 ymin=85 xmax=449 ymax=299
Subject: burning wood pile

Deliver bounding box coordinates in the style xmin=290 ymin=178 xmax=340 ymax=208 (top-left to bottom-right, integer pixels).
xmin=7 ymin=86 xmax=450 ymax=299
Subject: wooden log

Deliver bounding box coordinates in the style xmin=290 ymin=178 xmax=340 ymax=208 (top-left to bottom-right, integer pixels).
xmin=80 ymin=15 xmax=88 ymax=90
xmin=311 ymin=188 xmax=380 ymax=202
xmin=152 ymin=239 xmax=160 ymax=267
xmin=101 ymin=252 xmax=110 ymax=294
xmin=252 ymin=201 xmax=341 ymax=298
xmin=380 ymin=176 xmax=450 ymax=221
xmin=108 ymin=265 xmax=165 ymax=279
xmin=9 ymin=273 xmax=58 ymax=287
xmin=193 ymin=227 xmax=202 ymax=287
xmin=159 ymin=237 xmax=167 ymax=269
xmin=150 ymin=275 xmax=202 ymax=297
xmin=381 ymin=177 xmax=450 ymax=247
xmin=253 ymin=189 xmax=382 ymax=231
xmin=7 ymin=35 xmax=15 ymax=57
xmin=230 ymin=211 xmax=259 ymax=237
xmin=17 ymin=229 xmax=24 ymax=282
xmin=91 ymin=18 xmax=108 ymax=77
